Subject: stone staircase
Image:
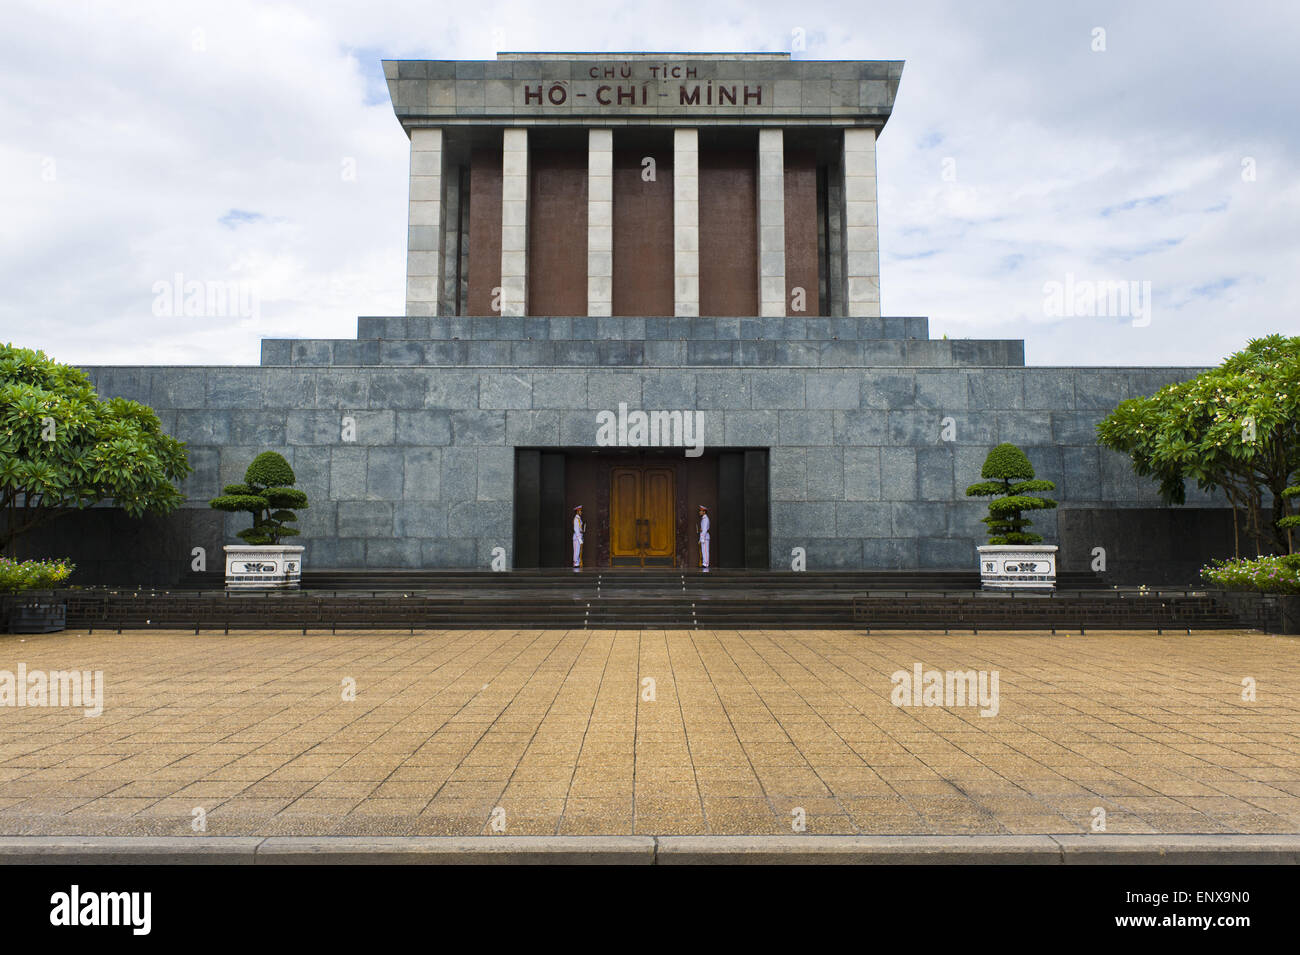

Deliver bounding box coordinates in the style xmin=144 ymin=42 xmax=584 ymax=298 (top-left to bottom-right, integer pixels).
xmin=108 ymin=568 xmax=1243 ymax=631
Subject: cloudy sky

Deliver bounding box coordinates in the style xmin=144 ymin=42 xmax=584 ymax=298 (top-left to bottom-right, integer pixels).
xmin=3 ymin=0 xmax=1297 ymax=367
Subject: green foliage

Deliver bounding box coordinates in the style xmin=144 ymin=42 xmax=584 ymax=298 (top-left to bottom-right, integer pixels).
xmin=263 ymin=487 xmax=308 ymax=509
xmin=1096 ymin=335 xmax=1300 ymax=555
xmin=980 ymin=442 xmax=1035 ymax=481
xmin=245 ymin=451 xmax=295 ymax=488
xmin=0 ymin=344 xmax=191 ymax=552
xmin=209 ymin=452 xmax=309 ymax=545
xmin=0 ymin=556 xmax=75 ymax=593
xmin=1281 ymin=483 xmax=1300 ymax=535
xmin=1201 ymin=554 xmax=1300 ymax=595
xmin=209 ymin=494 xmax=265 ymax=512
xmin=965 ymin=443 xmax=1058 ymax=545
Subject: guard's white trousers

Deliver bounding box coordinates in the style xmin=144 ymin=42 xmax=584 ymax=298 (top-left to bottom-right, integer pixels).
xmin=572 ymin=536 xmax=583 ymax=567
xmin=700 ymin=538 xmax=710 ymax=568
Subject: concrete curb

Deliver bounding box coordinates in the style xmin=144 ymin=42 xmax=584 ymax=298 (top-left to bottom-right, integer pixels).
xmin=656 ymin=835 xmax=1062 ymax=865
xmin=2 ymin=834 xmax=1298 ymax=865
xmin=1052 ymin=834 xmax=1300 ymax=865
xmin=0 ymin=837 xmax=263 ymax=865
xmin=256 ymin=836 xmax=655 ymax=865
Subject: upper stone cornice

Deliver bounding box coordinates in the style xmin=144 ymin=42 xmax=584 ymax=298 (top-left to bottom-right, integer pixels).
xmin=383 ymin=53 xmax=903 ymax=131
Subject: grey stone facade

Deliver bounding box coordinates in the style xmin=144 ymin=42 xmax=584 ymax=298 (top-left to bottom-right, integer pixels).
xmin=82 ymin=314 xmax=1220 ymax=579
xmin=58 ymin=53 xmax=1227 ymax=583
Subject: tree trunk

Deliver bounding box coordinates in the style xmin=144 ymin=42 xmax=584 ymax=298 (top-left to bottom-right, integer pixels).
xmin=1268 ymin=481 xmax=1289 ymax=554
xmin=1248 ymin=488 xmax=1264 ymax=556
xmin=1224 ymin=485 xmax=1242 ymax=559
xmin=0 ymin=504 xmax=70 ymax=556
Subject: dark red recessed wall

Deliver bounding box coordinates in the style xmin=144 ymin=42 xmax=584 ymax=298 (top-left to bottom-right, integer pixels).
xmin=698 ymin=147 xmax=758 ymax=317
xmin=467 ymin=147 xmax=502 ymax=316
xmin=613 ymin=147 xmax=674 ymax=316
xmin=784 ymin=149 xmax=819 ymax=317
xmin=467 ymin=138 xmax=822 ymax=320
xmin=527 ymin=145 xmax=588 ymax=316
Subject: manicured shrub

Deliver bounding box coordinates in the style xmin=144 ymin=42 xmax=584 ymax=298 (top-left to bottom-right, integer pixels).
xmin=209 ymin=452 xmax=309 ymax=545
xmin=965 ymin=443 xmax=1058 ymax=545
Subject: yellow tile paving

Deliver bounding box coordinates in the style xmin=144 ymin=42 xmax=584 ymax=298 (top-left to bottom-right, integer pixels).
xmin=0 ymin=628 xmax=1297 ymax=837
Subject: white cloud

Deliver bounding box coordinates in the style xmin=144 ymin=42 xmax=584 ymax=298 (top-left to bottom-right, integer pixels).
xmin=1 ymin=0 xmax=1297 ymax=368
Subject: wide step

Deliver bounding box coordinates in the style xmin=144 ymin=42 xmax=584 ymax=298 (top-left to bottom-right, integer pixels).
xmin=57 ymin=585 xmax=1237 ymax=631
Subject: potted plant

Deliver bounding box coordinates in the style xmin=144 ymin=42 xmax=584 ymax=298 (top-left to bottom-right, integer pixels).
xmin=209 ymin=452 xmax=309 ymax=590
xmin=0 ymin=557 xmax=75 ymax=633
xmin=965 ymin=443 xmax=1059 ymax=590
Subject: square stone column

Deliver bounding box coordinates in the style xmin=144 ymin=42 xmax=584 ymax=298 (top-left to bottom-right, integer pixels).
xmin=406 ymin=127 xmax=444 ymax=316
xmin=673 ymin=128 xmax=699 ymax=317
xmin=587 ymin=129 xmax=613 ymax=317
xmin=757 ymin=128 xmax=786 ymax=318
xmin=827 ymin=170 xmax=844 ymax=317
xmin=500 ymin=128 xmax=529 ymax=317
xmin=840 ymin=127 xmax=881 ymax=317
xmin=440 ymin=162 xmax=462 ymax=316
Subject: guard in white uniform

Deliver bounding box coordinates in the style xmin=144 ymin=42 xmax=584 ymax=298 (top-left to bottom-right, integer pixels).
xmin=698 ymin=505 xmax=710 ymax=571
xmin=572 ymin=505 xmax=585 ymax=570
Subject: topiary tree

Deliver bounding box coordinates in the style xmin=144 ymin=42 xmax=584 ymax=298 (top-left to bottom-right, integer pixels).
xmin=0 ymin=343 xmax=191 ymax=553
xmin=965 ymin=443 xmax=1058 ymax=544
xmin=209 ymin=451 xmax=309 ymax=545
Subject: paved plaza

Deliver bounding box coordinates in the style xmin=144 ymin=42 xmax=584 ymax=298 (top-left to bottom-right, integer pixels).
xmin=1 ymin=629 xmax=1297 ymax=837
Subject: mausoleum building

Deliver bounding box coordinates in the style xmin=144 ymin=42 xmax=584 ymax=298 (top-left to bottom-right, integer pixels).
xmin=65 ymin=53 xmax=1229 ymax=584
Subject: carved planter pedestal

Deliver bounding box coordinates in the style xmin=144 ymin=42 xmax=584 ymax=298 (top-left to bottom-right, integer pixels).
xmin=223 ymin=545 xmax=304 ymax=591
xmin=978 ymin=545 xmax=1058 ymax=591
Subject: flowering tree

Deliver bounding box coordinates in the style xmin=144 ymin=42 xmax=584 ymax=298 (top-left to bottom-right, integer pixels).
xmin=1096 ymin=335 xmax=1300 ymax=555
xmin=0 ymin=345 xmax=191 ymax=553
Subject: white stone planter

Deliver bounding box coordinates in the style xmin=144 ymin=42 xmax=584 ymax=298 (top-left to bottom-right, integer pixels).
xmin=223 ymin=545 xmax=305 ymax=590
xmin=978 ymin=544 xmax=1057 ymax=590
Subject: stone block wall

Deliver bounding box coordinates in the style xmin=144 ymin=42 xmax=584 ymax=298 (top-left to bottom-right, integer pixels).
xmin=79 ymin=327 xmax=1223 ymax=584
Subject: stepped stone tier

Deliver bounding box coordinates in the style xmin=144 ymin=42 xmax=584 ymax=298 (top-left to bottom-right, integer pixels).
xmin=63 ymin=52 xmax=1232 ymax=586
xmin=38 ymin=571 xmax=1245 ymax=631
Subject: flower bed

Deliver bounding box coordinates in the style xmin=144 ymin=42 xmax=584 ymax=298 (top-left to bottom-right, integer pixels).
xmin=0 ymin=557 xmax=75 ymax=594
xmin=1200 ymin=555 xmax=1300 ymax=595
xmin=0 ymin=558 xmax=74 ymax=633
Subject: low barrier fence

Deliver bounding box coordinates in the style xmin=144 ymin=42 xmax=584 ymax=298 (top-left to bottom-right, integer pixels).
xmin=0 ymin=585 xmax=1281 ymax=632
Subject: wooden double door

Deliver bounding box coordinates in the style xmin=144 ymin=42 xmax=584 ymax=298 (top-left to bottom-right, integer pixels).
xmin=610 ymin=466 xmax=676 ymax=567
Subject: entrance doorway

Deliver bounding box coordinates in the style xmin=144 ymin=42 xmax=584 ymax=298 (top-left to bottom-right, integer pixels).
xmin=513 ymin=448 xmax=770 ymax=570
xmin=610 ymin=466 xmax=676 ymax=566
